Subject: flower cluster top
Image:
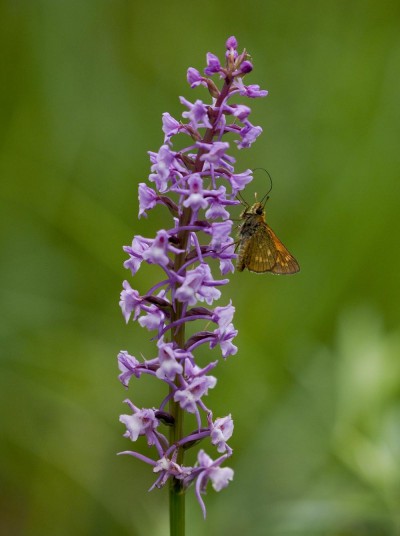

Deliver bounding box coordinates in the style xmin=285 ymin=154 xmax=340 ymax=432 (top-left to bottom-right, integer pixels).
xmin=118 ymin=36 xmax=267 ymax=517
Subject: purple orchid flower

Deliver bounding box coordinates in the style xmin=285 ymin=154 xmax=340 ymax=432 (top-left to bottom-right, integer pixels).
xmin=117 ymin=36 xmax=268 ymax=520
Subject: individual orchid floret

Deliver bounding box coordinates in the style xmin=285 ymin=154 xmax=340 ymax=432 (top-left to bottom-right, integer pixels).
xmin=174 ymin=374 xmax=217 ymax=414
xmin=236 ymin=60 xmax=253 ymax=75
xmin=118 ymin=351 xmax=143 ymax=387
xmin=148 ymin=144 xmax=176 ymax=192
xmin=196 ymin=450 xmax=234 ymax=492
xmin=197 ymin=141 xmax=231 ymax=166
xmin=204 ymin=52 xmax=222 ymax=76
xmin=119 ymin=403 xmax=160 ymax=446
xmin=175 ymin=264 xmax=227 ymax=306
xmin=233 ymin=77 xmax=269 ymax=98
xmin=205 ymin=185 xmax=232 ymax=220
xmin=212 ymin=301 xmax=235 ymax=330
xmin=180 ymin=97 xmax=212 ymax=130
xmin=236 ymin=120 xmax=263 ymax=149
xmin=138 ymin=183 xmax=158 ymax=218
xmin=194 ymin=450 xmax=234 ymax=518
xmin=210 ymin=415 xmax=234 ymax=453
xmin=210 ymin=321 xmax=238 ymax=358
xmin=119 ymin=281 xmax=142 ymax=323
xmin=155 ymin=340 xmax=184 ymax=381
xmin=149 ymin=144 xmax=187 ymax=193
xmin=141 ymin=230 xmax=177 ymax=267
xmin=224 ymin=103 xmax=251 ymax=121
xmin=187 ymin=67 xmax=207 ymax=89
xmin=123 ymin=235 xmax=150 ymax=275
xmin=208 ymin=221 xmax=233 ymax=252
xmin=229 ymin=169 xmax=253 ymax=194
xmin=137 ymin=304 xmax=165 ymax=331
xmin=162 ymin=112 xmax=182 ymax=142
xmin=217 ymin=244 xmax=236 ymax=275
xmin=152 ymin=454 xmax=192 ymax=490
xmin=225 ymin=35 xmax=238 ymax=50
xmin=182 ymin=174 xmax=209 ymax=211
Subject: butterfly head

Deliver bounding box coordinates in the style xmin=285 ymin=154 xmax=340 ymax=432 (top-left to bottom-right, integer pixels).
xmin=249 ymin=191 xmax=269 ymax=215
xmin=248 ymin=201 xmax=264 ymax=215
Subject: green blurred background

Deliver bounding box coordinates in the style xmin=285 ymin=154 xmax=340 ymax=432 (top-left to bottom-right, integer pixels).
xmin=1 ymin=1 xmax=400 ymax=535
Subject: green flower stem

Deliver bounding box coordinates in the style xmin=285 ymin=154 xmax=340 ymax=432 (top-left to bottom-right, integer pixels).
xmin=168 ymin=77 xmax=233 ymax=534
xmin=169 ymin=205 xmax=192 ymax=536
xmin=168 ymin=424 xmax=185 ymax=536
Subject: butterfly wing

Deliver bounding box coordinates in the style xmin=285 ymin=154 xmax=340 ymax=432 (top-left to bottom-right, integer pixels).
xmin=265 ymin=224 xmax=300 ymax=274
xmin=238 ymin=223 xmax=277 ymax=273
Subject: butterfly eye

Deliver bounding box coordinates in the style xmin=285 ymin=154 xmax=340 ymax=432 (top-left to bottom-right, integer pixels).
xmin=256 ymin=207 xmax=263 ymax=215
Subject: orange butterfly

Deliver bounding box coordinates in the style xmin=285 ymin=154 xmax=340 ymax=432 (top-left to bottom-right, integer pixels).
xmin=236 ymin=199 xmax=299 ymax=275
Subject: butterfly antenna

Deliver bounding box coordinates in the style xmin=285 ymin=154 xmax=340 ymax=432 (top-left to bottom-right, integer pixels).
xmin=236 ymin=190 xmax=249 ymax=207
xmin=252 ymin=168 xmax=273 ymax=206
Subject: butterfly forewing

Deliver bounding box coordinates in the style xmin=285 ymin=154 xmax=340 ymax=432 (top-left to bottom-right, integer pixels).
xmin=264 ymin=225 xmax=300 ymax=274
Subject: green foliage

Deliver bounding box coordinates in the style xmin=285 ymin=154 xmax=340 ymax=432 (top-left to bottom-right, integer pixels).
xmin=1 ymin=1 xmax=399 ymax=534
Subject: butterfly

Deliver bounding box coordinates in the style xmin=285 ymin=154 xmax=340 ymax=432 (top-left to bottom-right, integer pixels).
xmin=236 ymin=199 xmax=300 ymax=274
